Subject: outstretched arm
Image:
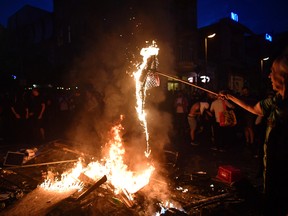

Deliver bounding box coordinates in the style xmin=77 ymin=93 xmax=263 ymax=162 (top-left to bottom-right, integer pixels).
xmin=222 ymin=94 xmax=263 ymax=116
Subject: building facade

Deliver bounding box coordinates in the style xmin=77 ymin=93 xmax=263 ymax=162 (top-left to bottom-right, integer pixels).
xmin=1 ymin=1 xmax=287 ymax=96
xmin=6 ymin=5 xmax=54 ymax=86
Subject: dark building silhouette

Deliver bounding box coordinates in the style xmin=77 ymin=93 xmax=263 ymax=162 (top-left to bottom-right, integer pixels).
xmin=5 ymin=5 xmax=54 ymax=86
xmin=0 ymin=1 xmax=287 ymax=95
xmin=197 ymin=17 xmax=276 ymax=95
xmin=52 ymin=0 xmax=198 ymax=88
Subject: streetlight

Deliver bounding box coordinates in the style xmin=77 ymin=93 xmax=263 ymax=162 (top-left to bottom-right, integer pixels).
xmin=205 ymin=33 xmax=216 ymax=66
xmin=261 ymin=57 xmax=269 ymax=73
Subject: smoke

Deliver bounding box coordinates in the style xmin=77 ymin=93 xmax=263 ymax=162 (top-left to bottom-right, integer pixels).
xmin=50 ymin=2 xmax=183 ymax=213
xmin=63 ymin=0 xmax=176 ymax=172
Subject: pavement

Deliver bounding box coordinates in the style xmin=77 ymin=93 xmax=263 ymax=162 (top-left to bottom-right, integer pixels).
xmin=161 ymin=128 xmax=265 ymax=215
xmin=172 ymin=139 xmax=262 ymax=186
xmin=167 ymin=128 xmax=263 ymax=186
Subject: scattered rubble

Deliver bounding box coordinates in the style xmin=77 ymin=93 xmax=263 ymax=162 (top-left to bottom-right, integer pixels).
xmin=0 ymin=140 xmax=261 ymax=215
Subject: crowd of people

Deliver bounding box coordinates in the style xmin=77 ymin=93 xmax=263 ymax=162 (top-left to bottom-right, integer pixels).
xmin=172 ymin=86 xmax=266 ymax=156
xmin=0 ymin=54 xmax=287 ymax=215
xmin=0 ymin=85 xmax=104 ymax=146
xmin=172 ymin=54 xmax=288 ymax=216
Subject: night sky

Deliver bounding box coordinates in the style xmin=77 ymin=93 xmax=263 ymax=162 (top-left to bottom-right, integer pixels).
xmin=0 ymin=0 xmax=53 ymax=26
xmin=0 ymin=0 xmax=287 ymax=34
xmin=198 ymin=0 xmax=288 ymax=34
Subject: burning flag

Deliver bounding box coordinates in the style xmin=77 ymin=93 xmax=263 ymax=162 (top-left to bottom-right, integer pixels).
xmin=133 ymin=40 xmax=159 ymax=158
xmin=40 ymin=41 xmax=160 ymax=201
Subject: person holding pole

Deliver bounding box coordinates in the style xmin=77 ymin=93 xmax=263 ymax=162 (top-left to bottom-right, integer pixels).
xmin=220 ymin=54 xmax=288 ymax=216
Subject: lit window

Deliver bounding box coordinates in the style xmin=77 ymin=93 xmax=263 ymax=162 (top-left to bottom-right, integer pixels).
xmin=167 ymin=82 xmax=179 ymax=91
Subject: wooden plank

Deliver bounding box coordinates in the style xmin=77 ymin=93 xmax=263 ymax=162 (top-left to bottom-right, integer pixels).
xmin=2 ymin=188 xmax=76 ymax=216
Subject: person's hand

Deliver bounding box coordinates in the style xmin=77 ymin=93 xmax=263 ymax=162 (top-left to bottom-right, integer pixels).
xmin=218 ymin=92 xmax=229 ymax=100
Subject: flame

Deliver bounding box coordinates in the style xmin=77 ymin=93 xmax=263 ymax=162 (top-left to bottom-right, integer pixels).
xmin=40 ymin=120 xmax=155 ymax=195
xmin=133 ymin=41 xmax=159 ymax=157
xmin=40 ymin=42 xmax=159 ymax=198
xmin=40 ymin=161 xmax=84 ymax=192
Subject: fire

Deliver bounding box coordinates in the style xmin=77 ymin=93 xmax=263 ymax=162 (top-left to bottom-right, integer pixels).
xmin=40 ymin=42 xmax=158 ymax=198
xmin=133 ymin=40 xmax=159 ymax=157
xmin=40 ymin=120 xmax=155 ymax=195
xmin=40 ymin=161 xmax=84 ymax=192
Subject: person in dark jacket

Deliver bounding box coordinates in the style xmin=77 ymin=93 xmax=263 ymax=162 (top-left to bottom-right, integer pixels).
xmin=28 ymin=88 xmax=46 ymax=145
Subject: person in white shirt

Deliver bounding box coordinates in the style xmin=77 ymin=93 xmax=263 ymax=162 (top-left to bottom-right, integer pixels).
xmin=210 ymin=91 xmax=235 ymax=151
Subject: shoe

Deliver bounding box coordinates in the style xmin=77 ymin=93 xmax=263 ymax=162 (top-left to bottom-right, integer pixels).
xmin=210 ymin=147 xmax=218 ymax=151
xmin=218 ymin=148 xmax=226 ymax=152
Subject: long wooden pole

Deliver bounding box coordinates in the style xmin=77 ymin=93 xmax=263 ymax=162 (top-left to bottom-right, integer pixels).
xmin=156 ymin=71 xmax=218 ymax=96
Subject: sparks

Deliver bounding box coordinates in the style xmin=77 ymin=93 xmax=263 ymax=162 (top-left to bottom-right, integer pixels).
xmin=133 ymin=40 xmax=159 ymax=157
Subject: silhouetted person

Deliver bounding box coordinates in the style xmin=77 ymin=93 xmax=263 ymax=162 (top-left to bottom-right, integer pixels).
xmin=210 ymin=91 xmax=235 ymax=151
xmin=10 ymin=89 xmax=29 ymax=143
xmin=28 ymin=88 xmax=46 ymax=145
xmin=173 ymin=90 xmax=188 ymax=145
xmin=187 ymin=100 xmax=210 ymax=146
xmin=220 ymin=55 xmax=288 ymax=216
xmin=239 ymin=86 xmax=257 ymax=153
